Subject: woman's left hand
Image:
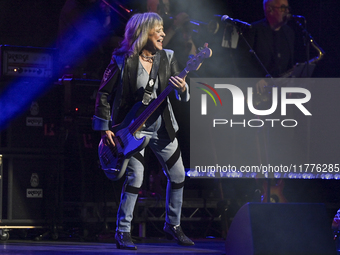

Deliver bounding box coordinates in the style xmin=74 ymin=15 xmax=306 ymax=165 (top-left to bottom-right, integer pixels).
xmin=169 ymin=76 xmax=186 ymax=93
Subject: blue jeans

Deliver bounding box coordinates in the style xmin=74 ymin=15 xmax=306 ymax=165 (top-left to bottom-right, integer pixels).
xmin=116 ymin=118 xmax=186 ymax=232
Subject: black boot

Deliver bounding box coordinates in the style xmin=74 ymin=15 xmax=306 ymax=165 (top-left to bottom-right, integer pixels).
xmin=115 ymin=231 xmax=137 ymax=250
xmin=163 ymin=222 xmax=194 ymax=246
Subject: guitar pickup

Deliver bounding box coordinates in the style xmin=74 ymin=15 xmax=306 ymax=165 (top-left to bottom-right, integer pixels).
xmin=108 ymin=143 xmax=118 ymax=157
xmin=113 ymin=136 xmax=125 ymax=149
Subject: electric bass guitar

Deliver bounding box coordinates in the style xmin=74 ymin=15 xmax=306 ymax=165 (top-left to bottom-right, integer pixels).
xmin=98 ymin=44 xmax=212 ymax=181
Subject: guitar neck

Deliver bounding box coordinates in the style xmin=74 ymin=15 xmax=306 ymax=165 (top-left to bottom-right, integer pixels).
xmin=129 ymin=68 xmax=189 ymax=134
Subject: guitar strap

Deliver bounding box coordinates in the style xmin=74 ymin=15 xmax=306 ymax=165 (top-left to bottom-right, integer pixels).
xmin=114 ymin=51 xmax=175 ymax=141
xmin=141 ymin=50 xmax=176 ymax=141
xmin=142 ymin=51 xmax=161 ymax=105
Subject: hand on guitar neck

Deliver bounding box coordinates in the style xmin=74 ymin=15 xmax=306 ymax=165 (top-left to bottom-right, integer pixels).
xmin=169 ymin=75 xmax=187 ymax=93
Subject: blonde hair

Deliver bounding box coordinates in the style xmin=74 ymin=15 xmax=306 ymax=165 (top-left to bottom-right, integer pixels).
xmin=114 ymin=12 xmax=163 ymax=57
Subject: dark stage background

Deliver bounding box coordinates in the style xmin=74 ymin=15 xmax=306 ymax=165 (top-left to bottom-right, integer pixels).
xmin=0 ymin=0 xmax=340 ymax=240
xmin=0 ymin=0 xmax=339 ymax=77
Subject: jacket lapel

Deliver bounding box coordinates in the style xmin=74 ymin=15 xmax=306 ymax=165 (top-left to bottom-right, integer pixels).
xmin=127 ymin=50 xmax=169 ymax=94
xmin=126 ymin=54 xmax=139 ymax=94
xmin=158 ymin=50 xmax=169 ymax=93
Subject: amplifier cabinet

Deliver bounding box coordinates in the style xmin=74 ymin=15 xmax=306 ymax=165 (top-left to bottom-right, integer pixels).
xmin=0 ymin=83 xmax=64 ymax=152
xmin=0 ymin=155 xmax=2 ymax=221
xmin=0 ymin=45 xmax=57 ymax=79
xmin=62 ymin=77 xmax=100 ymax=119
xmin=0 ymin=154 xmax=62 ymax=225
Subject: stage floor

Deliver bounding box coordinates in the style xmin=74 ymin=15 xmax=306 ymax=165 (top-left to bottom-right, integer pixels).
xmin=0 ymin=239 xmax=226 ymax=255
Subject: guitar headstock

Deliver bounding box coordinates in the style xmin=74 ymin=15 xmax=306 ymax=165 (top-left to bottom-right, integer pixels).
xmin=185 ymin=43 xmax=212 ymax=72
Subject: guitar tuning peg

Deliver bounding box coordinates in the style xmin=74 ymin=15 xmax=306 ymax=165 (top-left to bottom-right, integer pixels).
xmin=198 ymin=43 xmax=209 ymax=52
xmin=188 ymin=54 xmax=194 ymax=59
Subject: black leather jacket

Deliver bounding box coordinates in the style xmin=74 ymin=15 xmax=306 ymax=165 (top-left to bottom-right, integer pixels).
xmin=92 ymin=49 xmax=189 ymax=139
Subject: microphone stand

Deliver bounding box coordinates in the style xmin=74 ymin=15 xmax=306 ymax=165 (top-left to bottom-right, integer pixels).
xmin=238 ymin=27 xmax=275 ymax=82
xmin=237 ymin=26 xmax=274 ymax=203
xmin=294 ymin=19 xmax=311 ymax=76
xmin=292 ymin=18 xmax=325 ymax=163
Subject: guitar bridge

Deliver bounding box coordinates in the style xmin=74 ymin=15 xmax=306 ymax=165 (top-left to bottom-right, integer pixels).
xmin=115 ymin=136 xmax=125 ymax=148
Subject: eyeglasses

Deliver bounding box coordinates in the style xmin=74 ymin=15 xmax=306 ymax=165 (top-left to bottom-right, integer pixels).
xmin=271 ymin=5 xmax=291 ymax=12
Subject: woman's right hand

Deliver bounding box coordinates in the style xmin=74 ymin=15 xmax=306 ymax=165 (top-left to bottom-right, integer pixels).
xmin=101 ymin=130 xmax=115 ymax=146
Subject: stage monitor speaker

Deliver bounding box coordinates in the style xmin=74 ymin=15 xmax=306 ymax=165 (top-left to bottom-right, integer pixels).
xmin=225 ymin=202 xmax=336 ymax=255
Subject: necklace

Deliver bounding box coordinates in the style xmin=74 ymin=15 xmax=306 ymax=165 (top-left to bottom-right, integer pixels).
xmin=140 ymin=53 xmax=155 ymax=63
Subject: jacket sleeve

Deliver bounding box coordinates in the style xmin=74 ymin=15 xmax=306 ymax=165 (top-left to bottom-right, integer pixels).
xmin=92 ymin=56 xmax=121 ymax=131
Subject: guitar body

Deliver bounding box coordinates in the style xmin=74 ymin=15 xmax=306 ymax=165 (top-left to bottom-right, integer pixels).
xmin=98 ymin=102 xmax=150 ymax=181
xmin=261 ymin=179 xmax=287 ymax=203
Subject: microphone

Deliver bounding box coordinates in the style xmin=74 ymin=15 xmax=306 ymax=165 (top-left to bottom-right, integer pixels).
xmin=287 ymin=14 xmax=306 ymax=22
xmin=221 ymin=15 xmax=252 ymax=29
